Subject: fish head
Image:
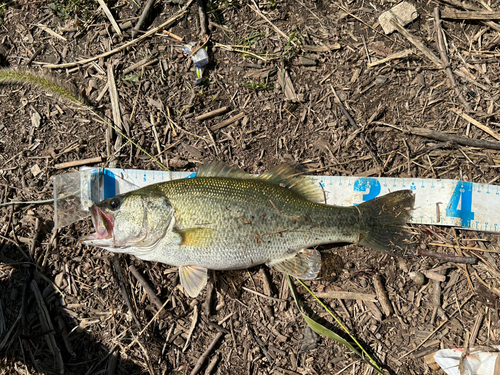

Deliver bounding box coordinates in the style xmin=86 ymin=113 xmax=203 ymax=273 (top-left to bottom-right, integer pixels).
xmin=80 ymin=189 xmax=174 ymax=252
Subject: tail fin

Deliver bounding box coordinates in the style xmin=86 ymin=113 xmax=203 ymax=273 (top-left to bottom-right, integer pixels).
xmin=357 ymin=190 xmax=415 ymax=257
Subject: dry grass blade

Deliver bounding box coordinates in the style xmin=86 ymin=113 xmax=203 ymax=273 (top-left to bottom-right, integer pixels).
xmin=390 ymin=18 xmax=444 ymax=68
xmin=97 ymin=0 xmax=122 ymax=35
xmin=441 ymin=8 xmax=500 ymax=20
xmin=451 ymin=108 xmax=500 ymax=141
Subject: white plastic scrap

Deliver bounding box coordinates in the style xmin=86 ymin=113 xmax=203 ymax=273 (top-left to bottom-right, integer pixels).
xmin=182 ymin=42 xmax=209 ymax=85
xmin=434 ymin=346 xmax=500 ymax=375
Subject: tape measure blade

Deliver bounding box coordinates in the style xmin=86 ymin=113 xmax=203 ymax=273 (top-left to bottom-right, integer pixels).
xmin=84 ymin=168 xmax=500 ymax=233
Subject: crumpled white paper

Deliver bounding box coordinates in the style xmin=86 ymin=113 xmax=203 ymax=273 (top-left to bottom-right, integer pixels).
xmin=434 ymin=346 xmax=500 ymax=375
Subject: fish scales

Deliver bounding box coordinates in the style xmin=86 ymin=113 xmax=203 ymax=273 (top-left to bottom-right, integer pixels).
xmin=151 ymin=176 xmax=361 ymax=270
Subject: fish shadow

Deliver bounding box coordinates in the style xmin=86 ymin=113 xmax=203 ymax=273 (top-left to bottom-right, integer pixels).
xmin=0 ymin=242 xmax=150 ymax=374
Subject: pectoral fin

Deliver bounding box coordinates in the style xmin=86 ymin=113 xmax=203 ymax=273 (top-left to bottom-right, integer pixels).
xmin=179 ymin=265 xmax=208 ymax=297
xmin=176 ymin=228 xmax=214 ymax=247
xmin=269 ymin=249 xmax=321 ymax=279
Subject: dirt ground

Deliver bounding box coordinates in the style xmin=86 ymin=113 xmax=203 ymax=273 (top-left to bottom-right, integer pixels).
xmin=1 ymin=0 xmax=500 ymax=374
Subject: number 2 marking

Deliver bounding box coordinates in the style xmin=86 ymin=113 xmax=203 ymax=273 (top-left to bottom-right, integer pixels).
xmin=354 ymin=178 xmax=381 ymax=202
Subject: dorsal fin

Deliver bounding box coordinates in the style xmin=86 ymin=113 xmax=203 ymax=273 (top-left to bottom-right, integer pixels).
xmin=258 ymin=165 xmax=325 ymax=204
xmin=196 ymin=162 xmax=325 ymax=204
xmin=196 ymin=161 xmax=252 ymax=179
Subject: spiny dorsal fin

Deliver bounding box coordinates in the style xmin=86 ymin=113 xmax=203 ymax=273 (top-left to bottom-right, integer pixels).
xmin=197 ymin=162 xmax=325 ymax=204
xmin=258 ymin=165 xmax=325 ymax=204
xmin=196 ymin=161 xmax=252 ymax=179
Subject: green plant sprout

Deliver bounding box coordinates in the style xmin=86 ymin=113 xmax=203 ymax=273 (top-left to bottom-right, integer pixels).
xmin=48 ymin=0 xmax=94 ymax=20
xmin=267 ymin=0 xmax=276 ymax=10
xmin=239 ymin=31 xmax=266 ymax=47
xmin=240 ymin=78 xmax=274 ymax=91
xmin=122 ymin=75 xmax=142 ymax=82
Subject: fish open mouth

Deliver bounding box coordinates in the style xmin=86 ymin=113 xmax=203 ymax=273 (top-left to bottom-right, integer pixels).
xmin=80 ymin=206 xmax=114 ymax=242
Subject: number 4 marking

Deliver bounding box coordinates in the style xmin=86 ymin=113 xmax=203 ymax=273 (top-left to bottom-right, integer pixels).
xmin=446 ymin=182 xmax=474 ymax=227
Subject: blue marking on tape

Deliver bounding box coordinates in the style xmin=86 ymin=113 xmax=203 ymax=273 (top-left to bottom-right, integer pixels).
xmin=103 ymin=169 xmax=116 ymax=200
xmin=353 ymin=177 xmax=381 ymax=202
xmin=446 ymin=181 xmax=475 ymax=227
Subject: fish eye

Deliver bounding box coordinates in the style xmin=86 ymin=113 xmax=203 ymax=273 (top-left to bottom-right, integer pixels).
xmin=108 ymin=197 xmax=121 ymax=210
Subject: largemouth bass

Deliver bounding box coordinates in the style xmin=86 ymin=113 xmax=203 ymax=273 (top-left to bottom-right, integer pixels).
xmin=81 ymin=162 xmax=414 ymax=297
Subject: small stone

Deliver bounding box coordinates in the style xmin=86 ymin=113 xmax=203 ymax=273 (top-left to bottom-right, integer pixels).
xmin=55 ymin=272 xmax=67 ymax=288
xmin=298 ymin=56 xmax=316 ymax=66
xmin=31 ymin=111 xmax=41 ymax=128
xmin=173 ymin=336 xmax=185 ymax=348
xmin=379 ymin=2 xmax=419 ymax=35
xmin=31 ymin=164 xmax=42 ymax=177
xmin=410 ymin=271 xmax=426 ymax=285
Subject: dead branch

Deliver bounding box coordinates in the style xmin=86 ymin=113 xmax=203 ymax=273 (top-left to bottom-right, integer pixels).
xmin=433 ymin=7 xmax=470 ymax=111
xmin=133 ymin=0 xmax=156 ymax=38
xmin=418 ymin=248 xmax=477 ymax=264
xmin=189 ymin=331 xmax=223 ymax=375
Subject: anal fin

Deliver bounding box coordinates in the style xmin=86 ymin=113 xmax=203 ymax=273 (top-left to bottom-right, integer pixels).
xmin=179 ymin=265 xmax=208 ymax=297
xmin=269 ymin=249 xmax=321 ymax=280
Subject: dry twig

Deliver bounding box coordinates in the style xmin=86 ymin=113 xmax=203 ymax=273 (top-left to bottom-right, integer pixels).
xmin=129 ymin=265 xmax=165 ymax=311
xmin=132 ymin=0 xmax=155 ymax=38
xmin=189 ymin=332 xmax=223 ymax=375
xmin=313 ymin=290 xmax=377 ymax=302
xmin=375 ymin=122 xmax=500 ymax=151
xmin=451 ymin=108 xmax=500 ymax=141
xmin=97 ymin=0 xmax=122 ymax=35
xmin=440 ymin=0 xmax=500 ymax=32
xmin=111 ymin=256 xmax=141 ymax=329
xmin=196 ymin=0 xmax=209 ymax=38
xmin=418 ymin=248 xmax=477 ymax=264
xmin=433 ymin=8 xmax=470 ymax=111
xmin=372 ymin=274 xmax=394 ymax=316
xmin=390 ymin=18 xmax=444 ymax=68
xmin=331 ymin=86 xmax=383 ymax=168
xmin=195 ymin=107 xmax=230 ymax=121
xmin=367 ymin=49 xmax=414 ymax=67
xmin=250 ymin=0 xmax=296 ymax=46
xmin=211 ymin=112 xmax=245 ymax=131
xmin=400 ymin=294 xmax=474 ymax=358
xmin=54 ymin=156 xmax=103 ymax=169
xmin=441 ymin=8 xmax=500 ymax=20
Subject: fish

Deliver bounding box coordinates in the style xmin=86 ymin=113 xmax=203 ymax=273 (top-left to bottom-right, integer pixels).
xmin=81 ymin=162 xmax=415 ymax=298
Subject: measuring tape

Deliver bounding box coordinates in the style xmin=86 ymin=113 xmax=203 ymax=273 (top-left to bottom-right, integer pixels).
xmin=53 ymin=168 xmax=500 ymax=232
